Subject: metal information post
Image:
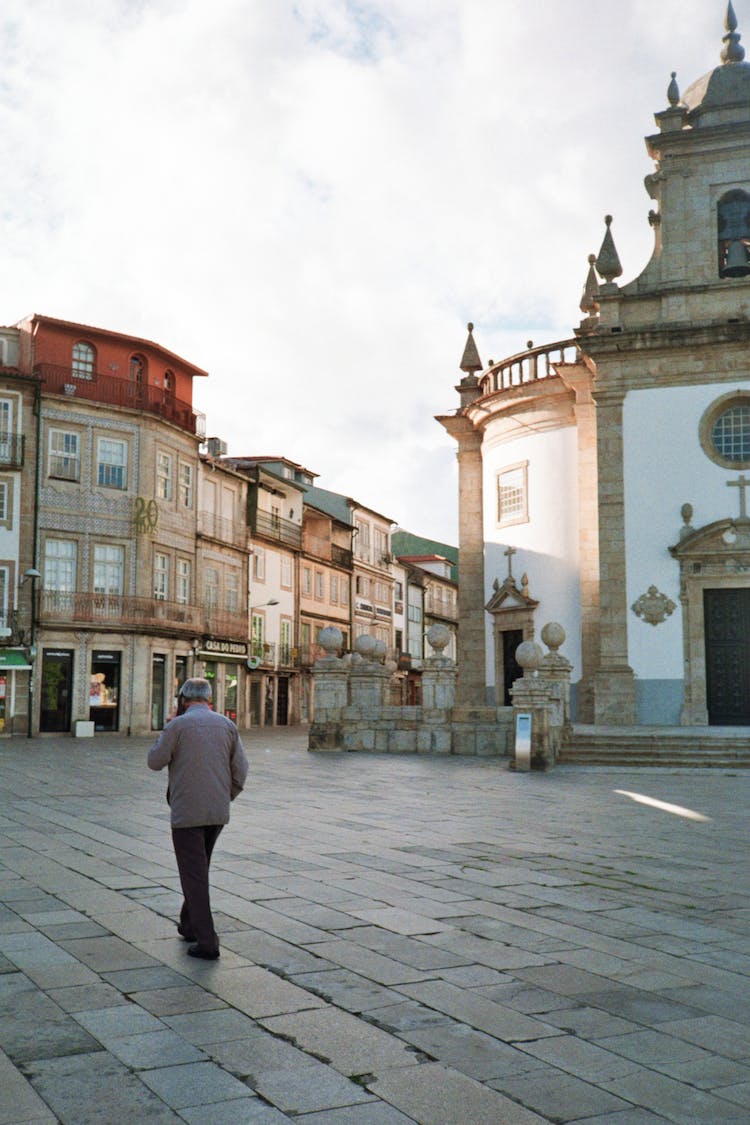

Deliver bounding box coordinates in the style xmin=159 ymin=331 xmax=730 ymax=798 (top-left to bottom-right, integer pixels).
xmin=515 ymin=712 xmax=532 ymax=771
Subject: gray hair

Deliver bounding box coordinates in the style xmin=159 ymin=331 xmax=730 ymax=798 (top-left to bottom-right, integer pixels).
xmin=180 ymin=677 xmax=212 ymax=702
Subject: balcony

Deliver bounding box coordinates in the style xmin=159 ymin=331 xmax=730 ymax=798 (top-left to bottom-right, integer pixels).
xmin=424 ymin=594 xmax=458 ymax=620
xmin=198 ymin=511 xmax=248 ymax=549
xmin=254 ymin=510 xmax=302 ymax=549
xmin=0 ymin=434 xmax=24 ymax=470
xmin=250 ymin=640 xmax=276 ymax=666
xmin=40 ymin=591 xmax=202 ymax=632
xmin=478 ymin=338 xmax=579 ymax=397
xmin=36 ymin=364 xmax=207 ymax=438
xmin=331 ymin=543 xmax=353 ymax=569
xmin=203 ymin=607 xmax=250 ymax=641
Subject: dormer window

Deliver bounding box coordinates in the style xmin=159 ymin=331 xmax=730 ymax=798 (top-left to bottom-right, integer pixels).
xmin=718 ymin=190 xmax=750 ymax=277
xmin=72 ymin=341 xmax=95 ymax=380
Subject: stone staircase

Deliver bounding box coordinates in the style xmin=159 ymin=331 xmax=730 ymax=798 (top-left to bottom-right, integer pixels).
xmin=560 ymin=724 xmax=750 ymax=767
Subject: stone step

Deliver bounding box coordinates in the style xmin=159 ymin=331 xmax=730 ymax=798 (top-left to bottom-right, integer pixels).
xmin=561 ymin=724 xmax=750 ymax=767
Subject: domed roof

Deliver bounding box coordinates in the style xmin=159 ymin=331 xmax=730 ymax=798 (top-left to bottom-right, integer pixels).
xmin=681 ymin=3 xmax=750 ymax=121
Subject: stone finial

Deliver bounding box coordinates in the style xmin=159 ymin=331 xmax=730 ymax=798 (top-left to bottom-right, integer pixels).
xmin=459 ymin=322 xmax=482 ymax=376
xmin=541 ymin=622 xmax=566 ymax=653
xmin=354 ymin=634 xmax=377 ymax=661
xmin=667 ymin=71 xmax=680 ymax=106
xmin=595 ymin=215 xmax=623 ymax=285
xmin=722 ymin=2 xmax=745 ymax=62
xmin=515 ymin=640 xmax=543 ymax=677
xmin=579 ymin=253 xmax=600 ymax=315
xmin=426 ymin=622 xmax=451 ymax=654
xmin=319 ymin=626 xmax=343 ymax=656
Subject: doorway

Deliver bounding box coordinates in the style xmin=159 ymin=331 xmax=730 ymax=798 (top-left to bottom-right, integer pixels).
xmin=704 ymin=588 xmax=750 ymax=724
xmin=40 ymin=649 xmax=73 ymax=732
xmin=151 ymin=653 xmax=166 ymax=730
xmin=277 ymin=677 xmax=289 ymax=725
xmin=501 ymin=629 xmax=524 ymax=706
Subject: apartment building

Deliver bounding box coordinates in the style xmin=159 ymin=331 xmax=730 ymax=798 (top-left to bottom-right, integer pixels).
xmin=222 ymin=455 xmax=306 ymax=727
xmin=194 ymin=453 xmax=251 ymax=725
xmin=19 ymin=314 xmax=217 ymax=735
xmin=0 ymin=328 xmax=38 ymax=733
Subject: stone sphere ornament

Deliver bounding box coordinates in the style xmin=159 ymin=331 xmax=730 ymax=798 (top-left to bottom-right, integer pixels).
xmin=515 ymin=640 xmax=543 ymax=674
xmin=372 ymin=638 xmax=387 ymax=662
xmin=354 ymin=634 xmax=377 ymax=660
xmin=426 ymin=623 xmax=451 ymax=653
xmin=541 ymin=622 xmax=565 ymax=653
xmin=319 ymin=626 xmax=343 ymax=656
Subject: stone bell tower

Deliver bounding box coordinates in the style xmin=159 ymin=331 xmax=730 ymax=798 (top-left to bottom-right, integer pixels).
xmin=582 ymin=2 xmax=750 ymax=725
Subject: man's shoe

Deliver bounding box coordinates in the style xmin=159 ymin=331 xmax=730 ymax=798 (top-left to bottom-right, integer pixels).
xmin=177 ymin=924 xmax=196 ymax=942
xmin=187 ymin=944 xmax=220 ymax=960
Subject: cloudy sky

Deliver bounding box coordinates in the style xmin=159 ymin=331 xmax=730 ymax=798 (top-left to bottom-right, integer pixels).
xmin=0 ymin=0 xmax=730 ymax=541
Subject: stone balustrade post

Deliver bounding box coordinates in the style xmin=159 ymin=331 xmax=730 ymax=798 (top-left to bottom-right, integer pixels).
xmin=510 ymin=640 xmax=557 ymax=770
xmin=308 ymin=627 xmax=349 ymax=751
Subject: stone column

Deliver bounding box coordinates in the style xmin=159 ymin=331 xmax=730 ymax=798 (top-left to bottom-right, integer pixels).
xmin=559 ymin=362 xmax=600 ymax=721
xmin=539 ymin=622 xmax=573 ymax=733
xmin=510 ymin=641 xmax=556 ymax=770
xmin=592 ymin=388 xmax=636 ymax=724
xmin=454 ymin=427 xmax=487 ymax=706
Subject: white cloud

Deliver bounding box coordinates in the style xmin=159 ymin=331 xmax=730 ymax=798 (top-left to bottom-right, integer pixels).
xmin=0 ymin=0 xmax=734 ymax=539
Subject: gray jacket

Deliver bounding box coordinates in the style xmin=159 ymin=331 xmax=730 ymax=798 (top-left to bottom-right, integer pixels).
xmin=148 ymin=704 xmax=248 ymax=828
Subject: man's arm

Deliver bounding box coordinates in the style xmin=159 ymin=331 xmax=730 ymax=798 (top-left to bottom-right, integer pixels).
xmin=148 ymin=721 xmax=179 ymax=771
xmin=230 ymin=730 xmax=249 ymax=798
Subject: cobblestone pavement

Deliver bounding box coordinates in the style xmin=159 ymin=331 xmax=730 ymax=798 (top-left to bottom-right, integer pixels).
xmin=1 ymin=729 xmax=750 ymax=1123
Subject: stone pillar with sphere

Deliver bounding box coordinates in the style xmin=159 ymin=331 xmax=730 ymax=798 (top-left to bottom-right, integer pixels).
xmin=539 ymin=622 xmax=573 ymax=735
xmin=510 ymin=638 xmax=555 ymax=770
xmin=421 ymin=623 xmax=457 ymax=711
xmin=308 ymin=626 xmax=349 ymax=750
xmin=349 ymin=634 xmax=389 ymax=709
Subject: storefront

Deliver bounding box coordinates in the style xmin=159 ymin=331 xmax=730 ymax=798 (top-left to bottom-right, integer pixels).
xmin=196 ymin=637 xmax=247 ymax=727
xmin=89 ymin=650 xmax=121 ymax=731
xmin=40 ymin=648 xmax=74 ymax=733
xmin=0 ymin=649 xmax=32 ymax=735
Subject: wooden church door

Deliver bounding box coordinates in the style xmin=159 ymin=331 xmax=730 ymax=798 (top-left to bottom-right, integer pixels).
xmin=704 ymin=588 xmax=750 ymax=724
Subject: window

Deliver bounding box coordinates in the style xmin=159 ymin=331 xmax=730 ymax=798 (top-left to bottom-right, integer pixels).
xmin=225 ymin=570 xmax=239 ymax=612
xmin=72 ymin=341 xmax=95 ymax=380
xmin=302 ymin=566 xmax=312 ymax=596
xmin=700 ymin=392 xmax=750 ymax=468
xmin=280 ymin=618 xmax=292 ymax=663
xmin=156 ymin=451 xmax=172 ymax=500
xmin=340 ymin=579 xmax=349 ymax=606
xmin=178 ymin=463 xmax=194 ymax=508
xmin=280 ymin=555 xmax=292 ymax=588
xmin=49 ymin=429 xmax=80 ymax=481
xmin=253 ymin=548 xmax=265 ymax=581
xmin=251 ymin=613 xmax=264 ymax=657
xmin=356 ymin=575 xmax=369 ymax=597
xmin=408 ymin=603 xmax=422 ymax=623
xmin=355 ymin=519 xmax=370 ymax=560
xmin=314 ymin=570 xmax=324 ymax=600
xmin=718 ymin=189 xmax=750 ymax=278
xmin=0 ymin=399 xmax=13 ymax=460
xmin=497 ymin=462 xmax=528 ymax=526
xmin=97 ymin=438 xmax=127 ymax=490
xmin=374 ymin=580 xmax=389 ymax=603
xmin=45 ymin=539 xmax=77 ymax=592
xmin=374 ymin=528 xmax=388 ymax=561
xmin=176 ymin=558 xmax=191 ymax=604
xmin=395 ymin=580 xmax=404 ymax=600
xmin=0 ymin=482 xmax=8 ymax=523
xmin=93 ymin=545 xmax=124 ymax=596
xmin=0 ymin=566 xmax=7 ymax=628
xmin=271 ymin=504 xmax=280 ymax=530
xmin=154 ymin=552 xmax=169 ymax=600
xmin=204 ymin=567 xmax=219 ymax=609
xmin=330 ymin=574 xmax=338 ymax=603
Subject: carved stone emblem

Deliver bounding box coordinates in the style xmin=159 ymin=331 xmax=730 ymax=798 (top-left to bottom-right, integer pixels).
xmin=631 ymin=585 xmax=677 ymax=627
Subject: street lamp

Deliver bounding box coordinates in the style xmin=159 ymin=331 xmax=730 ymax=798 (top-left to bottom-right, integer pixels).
xmin=20 ymin=568 xmax=41 ymax=738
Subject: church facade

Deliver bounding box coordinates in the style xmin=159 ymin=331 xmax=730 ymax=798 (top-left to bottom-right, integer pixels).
xmin=440 ymin=6 xmax=750 ymax=729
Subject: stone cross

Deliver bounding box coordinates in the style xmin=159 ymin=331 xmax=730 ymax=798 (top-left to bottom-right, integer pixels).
xmin=504 ymin=545 xmax=516 ymax=579
xmin=728 ymin=474 xmax=750 ymax=518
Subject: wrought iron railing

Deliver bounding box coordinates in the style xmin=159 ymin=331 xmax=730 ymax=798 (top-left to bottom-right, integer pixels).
xmin=36 ymin=363 xmax=207 ymax=437
xmin=254 ymin=510 xmax=303 ymax=548
xmin=197 ymin=511 xmax=248 ymax=548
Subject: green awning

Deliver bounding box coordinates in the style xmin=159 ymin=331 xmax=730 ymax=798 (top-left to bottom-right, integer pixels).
xmin=0 ymin=650 xmax=31 ymax=670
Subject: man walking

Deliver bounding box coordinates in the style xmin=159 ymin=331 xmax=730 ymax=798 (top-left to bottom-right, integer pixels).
xmin=148 ymin=677 xmax=248 ymax=960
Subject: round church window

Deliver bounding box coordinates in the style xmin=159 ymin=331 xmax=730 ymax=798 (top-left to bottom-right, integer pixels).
xmin=700 ymin=392 xmax=750 ymax=468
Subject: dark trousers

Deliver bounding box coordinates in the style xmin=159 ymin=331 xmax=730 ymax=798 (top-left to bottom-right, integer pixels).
xmin=171 ymin=824 xmax=223 ymax=950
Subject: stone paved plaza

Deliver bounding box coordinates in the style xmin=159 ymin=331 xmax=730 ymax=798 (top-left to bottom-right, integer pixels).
xmin=2 ymin=730 xmax=750 ymax=1123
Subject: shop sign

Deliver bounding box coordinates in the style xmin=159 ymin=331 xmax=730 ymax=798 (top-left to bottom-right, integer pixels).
xmin=202 ymin=638 xmax=248 ymax=658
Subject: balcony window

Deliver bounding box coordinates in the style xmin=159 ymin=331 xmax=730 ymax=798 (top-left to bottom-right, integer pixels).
xmin=302 ymin=566 xmax=312 ymax=596
xmin=204 ymin=567 xmax=219 ymax=609
xmin=225 ymin=570 xmax=239 ymax=612
xmin=49 ymin=429 xmax=80 ymax=482
xmin=281 ymin=555 xmax=292 ymax=588
xmin=44 ymin=539 xmax=77 ymax=593
xmin=154 ymin=552 xmax=169 ymax=600
xmin=253 ymin=548 xmax=265 ymax=581
xmin=93 ymin=545 xmax=124 ymax=596
xmin=72 ymin=342 xmax=95 ymax=380
xmin=176 ymin=558 xmax=191 ymax=605
xmin=156 ymin=451 xmax=172 ymax=500
xmin=178 ymin=462 xmax=193 ymax=508
xmin=97 ymin=438 xmax=127 ymax=490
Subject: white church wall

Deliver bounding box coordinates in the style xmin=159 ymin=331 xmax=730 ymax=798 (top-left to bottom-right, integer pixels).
xmin=623 ymin=380 xmax=750 ymax=721
xmin=481 ymin=423 xmax=582 ymax=690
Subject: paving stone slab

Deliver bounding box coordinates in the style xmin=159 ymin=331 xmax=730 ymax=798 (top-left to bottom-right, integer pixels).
xmin=396 ymin=979 xmax=561 ymax=1042
xmin=252 ymin=1059 xmax=375 ymax=1114
xmin=0 ymin=1046 xmax=58 ymax=1125
xmin=297 ymin=1106 xmax=416 ymax=1124
xmin=101 ymin=964 xmax=191 ymax=992
xmin=220 ymin=928 xmax=336 ymax=975
xmin=47 ymin=982 xmax=130 ymax=1013
xmin=261 ymin=1006 xmax=420 ymax=1075
xmin=492 ymin=1065 xmax=633 ymax=1121
xmin=131 ymin=984 xmax=228 ymax=1016
xmin=396 ymin=1018 xmax=543 ymax=1081
xmin=58 ymin=935 xmax=159 ymax=972
xmin=206 ymin=963 xmax=327 ymax=1018
xmin=206 ymin=1026 xmax=317 ymax=1081
xmin=164 ymin=1007 xmax=259 ymax=1045
xmin=139 ymin=1060 xmax=252 ymax=1109
xmin=290 ymin=968 xmax=404 ymax=1013
xmin=369 ymin=1061 xmax=547 ymax=1124
xmin=24 ymin=1050 xmax=183 ymax=1123
xmin=304 ymin=938 xmax=434 ymax=985
xmin=179 ymin=1098 xmax=294 ymax=1124
xmin=602 ymin=1067 xmax=747 ymax=1121
xmin=0 ymin=987 xmax=101 ymax=1064
xmin=106 ymin=1028 xmax=206 ymax=1069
